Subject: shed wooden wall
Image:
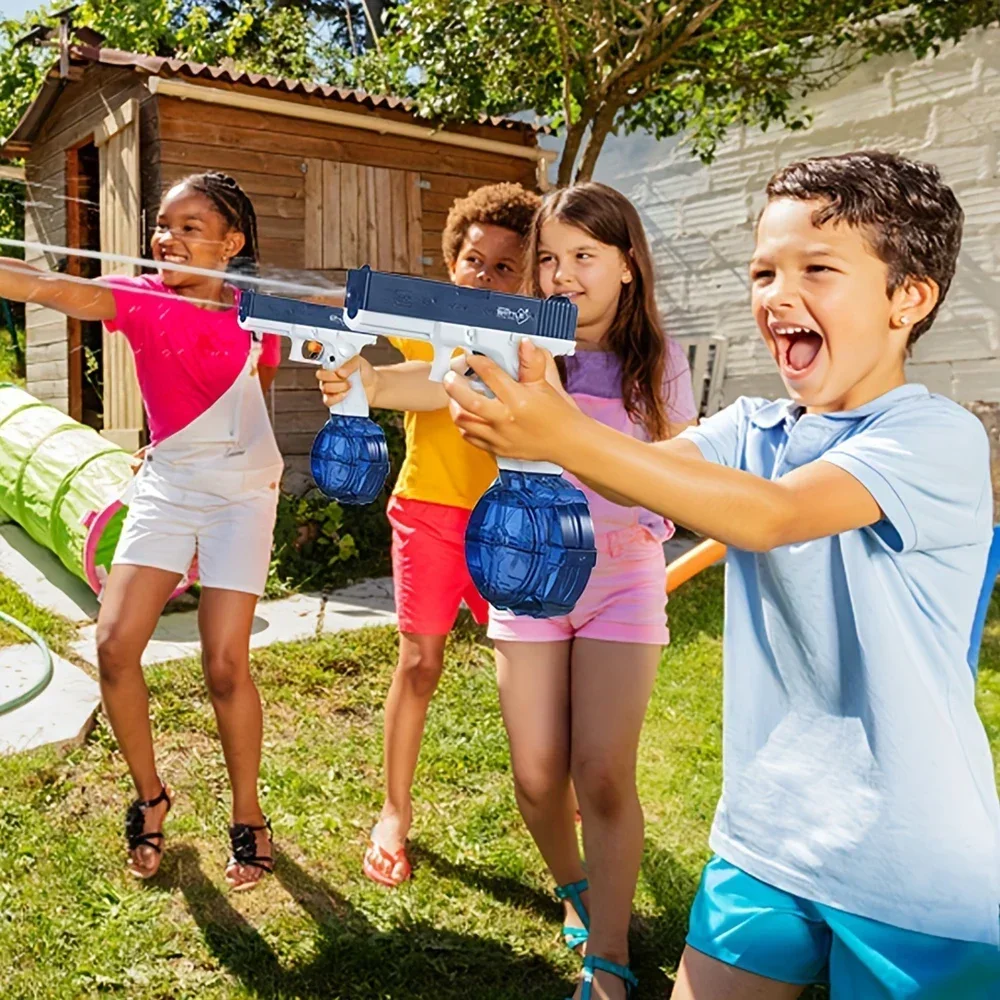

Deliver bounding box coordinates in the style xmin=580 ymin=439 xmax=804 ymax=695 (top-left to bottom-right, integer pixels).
xmin=145 ymin=89 xmax=539 ymax=487
xmin=22 ymin=67 xmax=539 ymax=490
xmin=22 ymin=67 xmax=147 ymax=413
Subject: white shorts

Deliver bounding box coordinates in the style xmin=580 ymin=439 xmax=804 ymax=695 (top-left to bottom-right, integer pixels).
xmin=114 ymin=473 xmax=279 ymax=596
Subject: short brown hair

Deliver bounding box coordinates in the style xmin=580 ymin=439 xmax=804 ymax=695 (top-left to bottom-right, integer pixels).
xmin=441 ymin=182 xmax=541 ymax=268
xmin=766 ymin=151 xmax=963 ymax=345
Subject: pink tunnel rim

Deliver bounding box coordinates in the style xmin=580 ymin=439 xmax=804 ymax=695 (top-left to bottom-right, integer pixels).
xmin=83 ymin=499 xmax=198 ymax=598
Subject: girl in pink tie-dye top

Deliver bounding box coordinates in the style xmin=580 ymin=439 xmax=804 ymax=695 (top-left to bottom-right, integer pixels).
xmin=484 ymin=183 xmax=698 ymax=999
xmin=0 ymin=172 xmax=281 ymax=891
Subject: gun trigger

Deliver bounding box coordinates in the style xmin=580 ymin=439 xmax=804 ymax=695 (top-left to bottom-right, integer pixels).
xmin=429 ymin=352 xmax=452 ymax=382
xmin=464 ymin=350 xmax=486 ymax=379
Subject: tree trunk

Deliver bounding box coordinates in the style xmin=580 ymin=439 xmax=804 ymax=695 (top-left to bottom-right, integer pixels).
xmin=362 ymin=0 xmax=385 ymax=38
xmin=557 ymin=118 xmax=588 ymax=187
xmin=574 ymin=101 xmax=619 ymax=182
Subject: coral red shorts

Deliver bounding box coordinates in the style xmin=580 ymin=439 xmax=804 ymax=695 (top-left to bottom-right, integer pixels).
xmin=387 ymin=496 xmax=489 ymax=636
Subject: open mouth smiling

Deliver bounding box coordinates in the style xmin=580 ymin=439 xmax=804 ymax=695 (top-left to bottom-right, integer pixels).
xmin=770 ymin=321 xmax=824 ymax=378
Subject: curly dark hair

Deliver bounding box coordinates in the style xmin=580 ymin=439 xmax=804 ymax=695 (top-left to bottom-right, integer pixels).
xmin=766 ymin=151 xmax=963 ymax=345
xmin=176 ymin=171 xmax=260 ymax=284
xmin=441 ymin=182 xmax=541 ymax=268
xmin=524 ymin=182 xmax=671 ymax=441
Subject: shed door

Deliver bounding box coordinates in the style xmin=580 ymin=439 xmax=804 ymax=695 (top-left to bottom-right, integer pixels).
xmin=97 ymin=99 xmax=144 ymax=451
xmin=303 ymin=160 xmax=424 ymax=275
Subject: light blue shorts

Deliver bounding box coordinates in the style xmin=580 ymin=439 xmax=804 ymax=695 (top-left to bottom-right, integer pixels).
xmin=687 ymin=856 xmax=1000 ymax=999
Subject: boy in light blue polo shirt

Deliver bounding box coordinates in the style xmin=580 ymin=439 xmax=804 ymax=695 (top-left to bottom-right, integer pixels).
xmin=443 ymin=151 xmax=1000 ymax=1000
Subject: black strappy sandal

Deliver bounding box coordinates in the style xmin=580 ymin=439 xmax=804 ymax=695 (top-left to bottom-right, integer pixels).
xmin=226 ymin=817 xmax=274 ymax=891
xmin=124 ymin=784 xmax=172 ymax=879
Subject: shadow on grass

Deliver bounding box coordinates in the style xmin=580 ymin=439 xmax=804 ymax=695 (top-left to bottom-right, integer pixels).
xmin=414 ymin=843 xmax=695 ymax=999
xmin=629 ymin=842 xmax=701 ymax=998
xmin=410 ymin=843 xmax=557 ymax=922
xmin=170 ymin=844 xmax=570 ymax=999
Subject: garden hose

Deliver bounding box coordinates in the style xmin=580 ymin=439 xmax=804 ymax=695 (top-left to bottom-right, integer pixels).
xmin=0 ymin=610 xmax=53 ymax=716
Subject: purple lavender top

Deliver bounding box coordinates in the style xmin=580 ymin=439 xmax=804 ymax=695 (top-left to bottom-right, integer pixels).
xmin=563 ymin=338 xmax=698 ymax=544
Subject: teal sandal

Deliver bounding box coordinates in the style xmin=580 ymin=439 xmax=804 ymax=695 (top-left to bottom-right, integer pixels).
xmin=555 ymin=877 xmax=590 ymax=952
xmin=571 ymin=955 xmax=638 ymax=1000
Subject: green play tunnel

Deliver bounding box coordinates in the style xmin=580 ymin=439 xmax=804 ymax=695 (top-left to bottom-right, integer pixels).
xmin=0 ymin=383 xmax=194 ymax=595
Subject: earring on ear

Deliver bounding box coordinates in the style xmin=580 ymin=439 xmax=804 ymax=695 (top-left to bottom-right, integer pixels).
xmin=899 ymin=315 xmax=909 ymax=326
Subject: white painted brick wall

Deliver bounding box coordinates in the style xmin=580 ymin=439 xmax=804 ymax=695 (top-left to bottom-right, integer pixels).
xmin=595 ymin=26 xmax=1000 ymax=404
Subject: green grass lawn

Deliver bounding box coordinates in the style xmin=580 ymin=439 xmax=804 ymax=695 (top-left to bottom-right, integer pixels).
xmin=1 ymin=568 xmax=998 ymax=999
xmin=0 ymin=573 xmax=74 ymax=651
xmin=0 ymin=326 xmax=25 ymax=387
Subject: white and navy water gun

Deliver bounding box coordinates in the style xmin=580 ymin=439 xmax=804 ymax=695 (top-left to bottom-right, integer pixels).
xmin=343 ymin=265 xmax=579 ymax=476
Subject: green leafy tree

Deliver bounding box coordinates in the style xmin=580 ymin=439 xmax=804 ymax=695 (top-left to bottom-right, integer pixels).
xmin=0 ymin=0 xmax=349 ymax=365
xmin=0 ymin=0 xmax=380 ymax=147
xmin=0 ymin=14 xmax=53 ymax=262
xmin=359 ymin=0 xmax=1000 ymax=185
xmin=0 ymin=0 xmax=366 ymax=251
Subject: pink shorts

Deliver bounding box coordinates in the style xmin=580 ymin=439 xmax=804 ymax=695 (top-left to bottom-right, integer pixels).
xmin=488 ymin=526 xmax=668 ymax=646
xmin=388 ymin=496 xmax=489 ymax=635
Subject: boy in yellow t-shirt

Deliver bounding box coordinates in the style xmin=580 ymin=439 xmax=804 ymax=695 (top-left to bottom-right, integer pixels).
xmin=320 ymin=183 xmax=540 ymax=886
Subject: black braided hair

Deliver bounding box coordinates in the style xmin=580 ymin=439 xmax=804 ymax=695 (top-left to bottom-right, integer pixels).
xmin=179 ymin=172 xmax=260 ymax=286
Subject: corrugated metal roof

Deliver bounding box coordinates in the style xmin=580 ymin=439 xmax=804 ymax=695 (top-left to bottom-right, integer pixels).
xmin=86 ymin=45 xmax=426 ymax=112
xmin=1 ymin=42 xmax=540 ymax=154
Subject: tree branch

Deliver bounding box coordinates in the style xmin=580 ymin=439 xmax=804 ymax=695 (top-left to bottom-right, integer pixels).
xmin=589 ymin=0 xmax=618 ymax=90
xmin=360 ymin=0 xmax=382 ymax=54
xmin=624 ymin=45 xmax=867 ymax=112
xmin=615 ymin=0 xmax=727 ymax=92
xmin=603 ymin=1 xmax=687 ymax=93
xmin=543 ymin=0 xmax=581 ymax=129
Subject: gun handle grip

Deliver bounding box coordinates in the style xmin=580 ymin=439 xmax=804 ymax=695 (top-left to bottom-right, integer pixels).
xmin=428 ymin=349 xmax=453 ymax=382
xmin=328 ymin=366 xmax=370 ymax=419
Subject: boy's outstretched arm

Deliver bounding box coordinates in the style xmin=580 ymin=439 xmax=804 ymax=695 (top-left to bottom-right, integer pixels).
xmin=444 ymin=344 xmax=881 ymax=553
xmin=319 ymin=349 xmax=566 ymax=414
xmin=317 ymin=356 xmax=450 ymax=413
xmin=0 ymin=257 xmax=115 ymax=321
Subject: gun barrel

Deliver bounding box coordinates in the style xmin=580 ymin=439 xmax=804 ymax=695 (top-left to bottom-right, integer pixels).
xmin=345 ymin=266 xmax=577 ymax=342
xmin=239 ymin=289 xmax=350 ymax=332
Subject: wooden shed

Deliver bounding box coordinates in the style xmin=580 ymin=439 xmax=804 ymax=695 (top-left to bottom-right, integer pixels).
xmin=1 ymin=38 xmax=548 ymax=482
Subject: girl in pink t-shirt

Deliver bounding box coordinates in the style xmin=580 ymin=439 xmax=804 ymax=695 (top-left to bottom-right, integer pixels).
xmin=0 ymin=172 xmax=282 ymax=890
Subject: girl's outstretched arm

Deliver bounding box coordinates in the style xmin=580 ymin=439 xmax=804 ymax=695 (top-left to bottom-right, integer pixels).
xmin=0 ymin=257 xmax=116 ymax=321
xmin=444 ymin=343 xmax=881 ymax=553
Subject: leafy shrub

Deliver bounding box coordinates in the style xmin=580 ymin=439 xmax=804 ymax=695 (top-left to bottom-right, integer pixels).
xmin=266 ymin=408 xmax=405 ymax=596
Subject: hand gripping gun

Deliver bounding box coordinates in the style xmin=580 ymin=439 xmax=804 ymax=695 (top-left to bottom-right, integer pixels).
xmin=237 ymin=290 xmax=390 ymax=505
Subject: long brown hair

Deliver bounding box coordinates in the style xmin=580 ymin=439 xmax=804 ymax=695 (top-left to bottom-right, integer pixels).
xmin=524 ymin=182 xmax=669 ymax=440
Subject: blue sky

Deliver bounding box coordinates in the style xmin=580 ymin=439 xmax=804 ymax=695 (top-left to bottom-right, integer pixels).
xmin=0 ymin=1 xmax=38 ymax=20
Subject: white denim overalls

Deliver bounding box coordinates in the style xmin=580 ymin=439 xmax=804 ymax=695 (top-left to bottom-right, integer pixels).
xmin=114 ymin=340 xmax=284 ymax=595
